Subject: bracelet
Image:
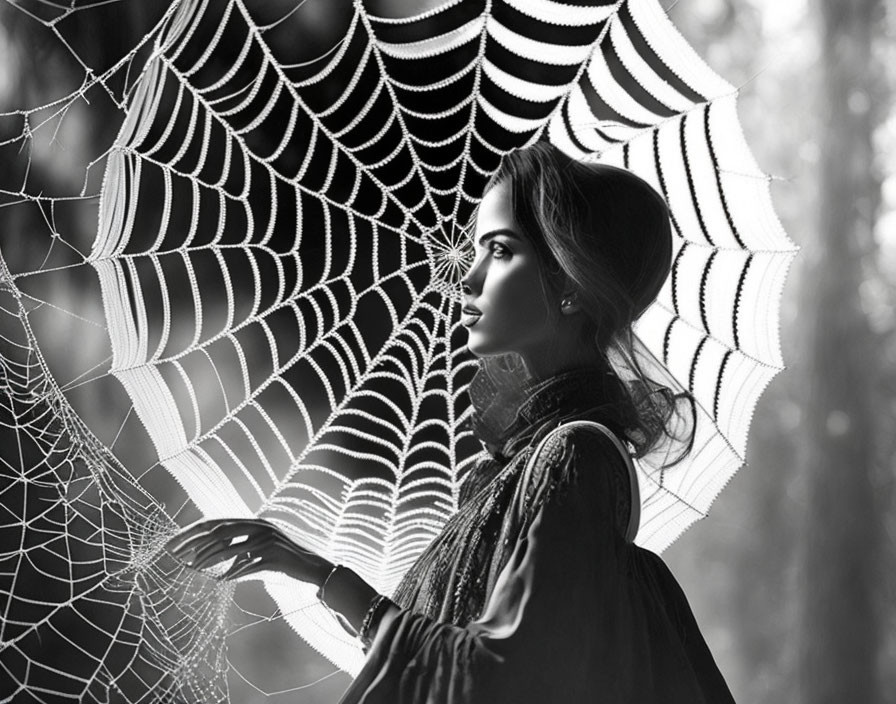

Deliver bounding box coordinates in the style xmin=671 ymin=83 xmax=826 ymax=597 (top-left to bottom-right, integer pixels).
xmin=359 ymin=593 xmax=394 ymax=652
xmin=316 ymin=564 xmax=341 ymax=602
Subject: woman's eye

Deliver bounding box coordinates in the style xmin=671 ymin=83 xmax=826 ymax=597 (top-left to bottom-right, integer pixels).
xmin=490 ymin=242 xmax=510 ymax=259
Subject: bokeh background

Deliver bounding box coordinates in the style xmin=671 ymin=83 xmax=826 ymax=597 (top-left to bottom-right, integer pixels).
xmin=1 ymin=0 xmax=894 ymax=702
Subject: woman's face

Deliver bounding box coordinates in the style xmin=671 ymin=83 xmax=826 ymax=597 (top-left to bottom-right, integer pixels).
xmin=461 ymin=182 xmax=559 ymax=364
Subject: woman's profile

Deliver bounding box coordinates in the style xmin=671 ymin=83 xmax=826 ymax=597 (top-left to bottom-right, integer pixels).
xmin=168 ymin=142 xmax=736 ymax=703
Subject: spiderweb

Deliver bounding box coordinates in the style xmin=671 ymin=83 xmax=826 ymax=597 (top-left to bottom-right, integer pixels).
xmin=0 ymin=0 xmax=795 ymax=698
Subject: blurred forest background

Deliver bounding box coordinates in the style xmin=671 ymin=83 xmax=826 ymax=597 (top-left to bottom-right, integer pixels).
xmin=0 ymin=0 xmax=894 ymax=702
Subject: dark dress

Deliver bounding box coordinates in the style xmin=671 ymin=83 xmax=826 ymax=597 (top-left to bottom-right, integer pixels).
xmin=339 ymin=367 xmax=735 ymax=703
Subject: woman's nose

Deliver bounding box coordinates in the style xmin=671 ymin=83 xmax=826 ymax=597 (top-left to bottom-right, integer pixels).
xmin=460 ymin=245 xmax=487 ymax=293
xmin=460 ymin=259 xmax=479 ymax=296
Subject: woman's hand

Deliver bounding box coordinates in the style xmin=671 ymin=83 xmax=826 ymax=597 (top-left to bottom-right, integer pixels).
xmin=166 ymin=517 xmax=388 ymax=636
xmin=165 ymin=518 xmax=332 ymax=586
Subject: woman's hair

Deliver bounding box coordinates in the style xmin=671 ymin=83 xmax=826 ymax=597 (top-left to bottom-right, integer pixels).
xmin=490 ymin=141 xmax=695 ymax=463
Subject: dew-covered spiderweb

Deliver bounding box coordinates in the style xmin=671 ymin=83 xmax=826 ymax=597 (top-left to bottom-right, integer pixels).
xmin=0 ymin=0 xmax=795 ymax=699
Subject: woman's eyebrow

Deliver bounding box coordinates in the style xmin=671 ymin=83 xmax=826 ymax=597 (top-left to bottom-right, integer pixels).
xmin=477 ymin=228 xmax=522 ymax=246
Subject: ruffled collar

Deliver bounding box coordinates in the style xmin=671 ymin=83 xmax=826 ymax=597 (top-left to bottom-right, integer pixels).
xmin=468 ymin=361 xmax=623 ymax=462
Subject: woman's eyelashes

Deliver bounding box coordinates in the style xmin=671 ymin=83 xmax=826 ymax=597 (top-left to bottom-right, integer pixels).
xmin=488 ymin=241 xmax=511 ymax=259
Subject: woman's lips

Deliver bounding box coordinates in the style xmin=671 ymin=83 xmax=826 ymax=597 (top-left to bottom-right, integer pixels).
xmin=461 ymin=304 xmax=481 ymax=327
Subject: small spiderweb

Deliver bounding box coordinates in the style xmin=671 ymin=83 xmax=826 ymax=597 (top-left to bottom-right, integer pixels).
xmin=0 ymin=0 xmax=795 ymax=699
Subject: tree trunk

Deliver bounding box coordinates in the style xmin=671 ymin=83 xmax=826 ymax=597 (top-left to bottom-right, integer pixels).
xmin=799 ymin=1 xmax=882 ymax=702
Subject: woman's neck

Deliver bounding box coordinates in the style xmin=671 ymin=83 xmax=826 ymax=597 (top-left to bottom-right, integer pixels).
xmin=468 ymin=359 xmax=620 ymax=460
xmin=522 ymin=343 xmax=606 ymax=382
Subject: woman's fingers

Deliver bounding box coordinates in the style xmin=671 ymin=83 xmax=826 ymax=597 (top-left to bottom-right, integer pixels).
xmin=168 ymin=534 xmax=249 ymax=567
xmin=167 ymin=518 xmax=272 ymax=555
xmin=166 ymin=523 xmax=224 ymax=554
xmin=163 ymin=517 xmax=318 ymax=583
xmin=167 ymin=532 xmax=217 ymax=558
xmin=220 ymin=553 xmax=264 ymax=581
xmin=169 ymin=518 xmax=250 ymax=545
xmin=188 ymin=540 xmax=246 ymax=570
xmin=174 ymin=531 xmax=276 ymax=572
xmin=171 ymin=517 xmax=269 ymax=541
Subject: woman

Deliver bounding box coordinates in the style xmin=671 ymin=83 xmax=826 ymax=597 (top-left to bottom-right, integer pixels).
xmin=168 ymin=143 xmax=736 ymax=703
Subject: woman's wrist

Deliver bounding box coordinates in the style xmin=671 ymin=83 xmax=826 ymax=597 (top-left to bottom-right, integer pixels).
xmin=317 ymin=565 xmax=383 ymax=633
xmin=315 ymin=563 xmax=341 ymax=601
